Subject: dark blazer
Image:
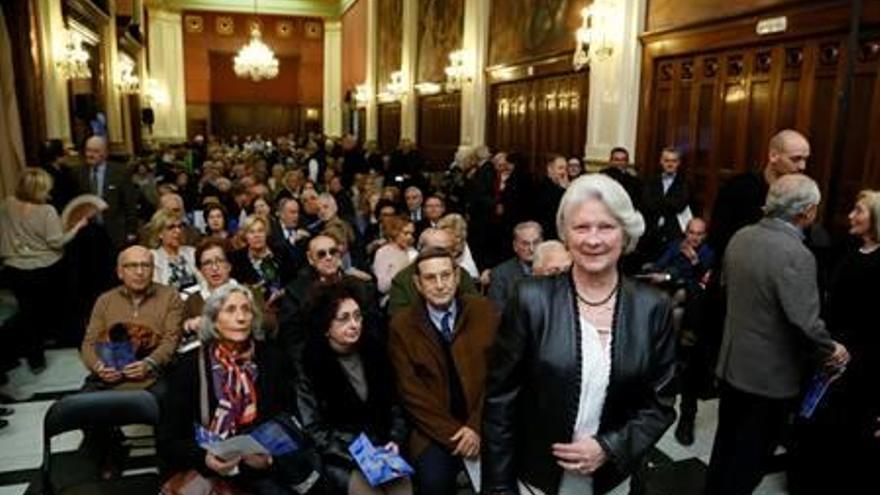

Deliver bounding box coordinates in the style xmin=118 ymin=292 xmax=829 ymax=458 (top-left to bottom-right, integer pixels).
xmin=228 ymin=247 xmax=298 ymax=291
xmin=156 ymin=342 xmax=295 ymax=475
xmin=296 ymin=333 xmax=408 ymax=475
xmin=641 ymin=172 xmax=690 ymax=244
xmin=717 ymin=218 xmax=835 ymax=399
xmin=268 ymin=219 xmax=308 ymax=270
xmin=74 ymin=161 xmax=138 ymax=248
xmin=388 ymin=295 xmax=500 ymax=457
xmin=482 ymin=274 xmax=677 ymax=494
xmin=601 ymin=167 xmax=643 ymax=211
xmin=533 ymin=177 xmax=566 ymax=240
xmin=487 ymin=257 xmax=529 ymax=311
xmin=386 ymin=262 xmax=479 ymax=317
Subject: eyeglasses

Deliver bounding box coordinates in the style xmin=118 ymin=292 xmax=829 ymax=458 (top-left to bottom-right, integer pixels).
xmin=333 ymin=310 xmax=363 ymax=326
xmin=121 ymin=262 xmax=153 ymax=272
xmin=314 ymin=247 xmax=340 ymax=260
xmin=165 ymin=222 xmax=184 ymax=231
xmin=201 ymin=258 xmax=229 ymax=269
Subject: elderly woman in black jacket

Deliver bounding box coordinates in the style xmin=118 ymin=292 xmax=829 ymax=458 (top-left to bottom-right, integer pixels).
xmin=297 ymin=282 xmax=412 ymax=495
xmin=482 ymin=174 xmax=677 ymax=495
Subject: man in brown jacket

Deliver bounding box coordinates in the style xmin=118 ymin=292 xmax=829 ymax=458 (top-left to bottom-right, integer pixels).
xmin=388 ymin=247 xmax=500 ymax=495
xmin=81 ymin=245 xmax=183 ymax=389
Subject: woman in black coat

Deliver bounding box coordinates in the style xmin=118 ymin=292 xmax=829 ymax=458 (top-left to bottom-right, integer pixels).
xmin=296 ymin=282 xmax=412 ymax=495
xmin=156 ymin=284 xmax=305 ymax=493
xmin=482 ymin=174 xmax=677 ymax=495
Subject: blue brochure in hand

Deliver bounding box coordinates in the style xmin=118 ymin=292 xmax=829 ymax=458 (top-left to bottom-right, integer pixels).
xmin=348 ymin=433 xmax=413 ymax=487
xmin=96 ymin=341 xmax=136 ymax=370
xmin=799 ymin=367 xmax=845 ymax=419
xmin=195 ymin=420 xmax=300 ymax=459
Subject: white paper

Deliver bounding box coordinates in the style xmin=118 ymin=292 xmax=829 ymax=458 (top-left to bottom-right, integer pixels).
xmin=205 ymin=434 xmax=268 ymax=459
xmin=463 ymin=458 xmax=480 ymax=490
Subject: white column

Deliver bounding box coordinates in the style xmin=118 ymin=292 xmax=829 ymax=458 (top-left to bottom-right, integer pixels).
xmin=323 ymin=20 xmax=343 ymax=136
xmin=460 ymin=0 xmax=490 ymax=147
xmin=147 ymin=9 xmax=187 ymax=142
xmin=364 ymin=0 xmax=378 ymax=140
xmin=36 ymin=0 xmax=72 ymax=145
xmin=399 ymin=0 xmax=418 ymax=140
xmin=584 ymin=0 xmax=646 ymax=162
xmin=103 ymin=0 xmax=124 ymax=151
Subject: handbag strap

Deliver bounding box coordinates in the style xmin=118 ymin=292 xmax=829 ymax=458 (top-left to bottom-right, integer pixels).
xmin=197 ymin=347 xmax=209 ymax=427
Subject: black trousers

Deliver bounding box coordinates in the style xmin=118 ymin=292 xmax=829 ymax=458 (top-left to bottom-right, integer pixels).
xmin=704 ymin=382 xmax=794 ymax=495
xmin=414 ymin=442 xmax=464 ymax=495
xmin=6 ymin=261 xmax=64 ymax=366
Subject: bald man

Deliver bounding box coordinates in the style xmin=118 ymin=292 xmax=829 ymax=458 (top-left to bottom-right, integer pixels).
xmin=74 ymin=135 xmax=138 ymax=248
xmin=709 ymin=129 xmax=811 ymax=257
xmin=80 ymin=246 xmax=183 ymax=388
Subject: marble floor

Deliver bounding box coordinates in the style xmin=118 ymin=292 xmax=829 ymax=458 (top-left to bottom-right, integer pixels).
xmin=0 ymin=348 xmax=790 ymax=495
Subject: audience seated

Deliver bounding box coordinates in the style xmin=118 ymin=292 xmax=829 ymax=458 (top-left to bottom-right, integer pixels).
xmin=487 ymin=221 xmax=543 ymax=311
xmin=147 ymin=209 xmax=200 ymax=294
xmin=372 ymin=215 xmax=417 ymax=302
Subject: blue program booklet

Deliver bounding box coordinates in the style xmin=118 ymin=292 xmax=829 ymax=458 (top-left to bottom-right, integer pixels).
xmin=95 ymin=341 xmax=136 ymax=370
xmin=195 ymin=420 xmax=300 ymax=459
xmin=799 ymin=367 xmax=845 ymax=419
xmin=348 ymin=433 xmax=413 ymax=487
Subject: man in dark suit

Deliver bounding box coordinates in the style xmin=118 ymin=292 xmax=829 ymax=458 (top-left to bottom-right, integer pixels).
xmin=415 ymin=194 xmax=446 ymax=239
xmin=705 ymin=174 xmax=849 ymax=495
xmin=389 ymin=247 xmax=500 ymax=495
xmin=74 ymin=135 xmax=138 ymax=249
xmin=487 ymin=221 xmax=542 ymax=312
xmin=601 ymin=147 xmax=642 ymax=211
xmin=641 ymin=147 xmax=691 ymax=261
xmin=533 ymin=155 xmax=569 ymax=240
xmin=268 ymin=197 xmax=309 ymax=270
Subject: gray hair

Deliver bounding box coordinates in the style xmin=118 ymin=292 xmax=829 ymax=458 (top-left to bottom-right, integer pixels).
xmin=533 ymin=240 xmax=569 ymax=269
xmin=199 ymin=284 xmax=265 ymax=343
xmin=556 ymin=173 xmax=645 ymax=253
xmin=763 ymin=174 xmax=821 ymax=221
xmin=513 ymin=221 xmax=543 ymax=240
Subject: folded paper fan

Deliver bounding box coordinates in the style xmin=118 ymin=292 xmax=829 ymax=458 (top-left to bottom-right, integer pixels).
xmin=61 ymin=194 xmax=108 ymax=231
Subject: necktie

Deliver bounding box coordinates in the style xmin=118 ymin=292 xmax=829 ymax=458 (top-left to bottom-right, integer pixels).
xmin=90 ymin=167 xmax=100 ymax=195
xmin=440 ymin=312 xmax=453 ymax=342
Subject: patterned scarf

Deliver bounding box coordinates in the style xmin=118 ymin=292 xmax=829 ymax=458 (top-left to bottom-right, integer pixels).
xmin=208 ymin=342 xmax=259 ymax=438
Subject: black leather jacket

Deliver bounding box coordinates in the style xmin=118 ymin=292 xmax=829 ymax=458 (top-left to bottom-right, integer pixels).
xmin=482 ymin=273 xmax=677 ymax=494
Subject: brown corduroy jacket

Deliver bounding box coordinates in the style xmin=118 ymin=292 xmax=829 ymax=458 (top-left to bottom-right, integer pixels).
xmin=388 ymin=294 xmax=500 ymax=457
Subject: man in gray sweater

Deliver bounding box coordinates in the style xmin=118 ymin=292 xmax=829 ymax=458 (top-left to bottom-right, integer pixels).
xmin=705 ymin=174 xmax=849 ymax=495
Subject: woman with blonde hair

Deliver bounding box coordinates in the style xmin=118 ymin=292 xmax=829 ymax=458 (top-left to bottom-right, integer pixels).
xmin=0 ymin=168 xmax=88 ymax=371
xmin=372 ymin=215 xmax=416 ymax=300
xmin=148 ymin=208 xmax=200 ymax=293
xmin=436 ymin=213 xmax=479 ymax=278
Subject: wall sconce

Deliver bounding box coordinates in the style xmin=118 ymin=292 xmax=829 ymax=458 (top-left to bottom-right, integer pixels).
xmin=444 ymin=50 xmax=472 ymax=91
xmin=56 ymin=30 xmax=91 ymax=80
xmin=573 ymin=0 xmax=615 ymax=71
xmin=353 ymin=84 xmax=370 ymax=106
xmin=378 ymin=70 xmax=407 ymax=102
xmin=304 ymin=107 xmax=320 ymax=120
xmin=116 ymin=53 xmax=140 ymax=94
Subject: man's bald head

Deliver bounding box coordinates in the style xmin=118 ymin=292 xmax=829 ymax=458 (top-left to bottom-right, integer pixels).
xmin=767 ymin=129 xmax=810 ymax=182
xmin=417 ymin=228 xmax=455 ymax=253
xmin=117 ymin=245 xmax=152 ymax=268
xmin=84 ymin=135 xmax=109 ymax=167
xmin=117 ymin=246 xmax=154 ymax=294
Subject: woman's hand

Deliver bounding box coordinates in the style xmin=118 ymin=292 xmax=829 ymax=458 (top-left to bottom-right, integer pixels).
xmin=205 ymin=452 xmax=240 ymax=476
xmin=552 ymin=437 xmax=607 ymax=475
xmin=183 ymin=316 xmax=202 ymax=334
xmin=382 ymin=442 xmax=400 ymax=456
xmin=242 ymin=453 xmax=272 ymax=470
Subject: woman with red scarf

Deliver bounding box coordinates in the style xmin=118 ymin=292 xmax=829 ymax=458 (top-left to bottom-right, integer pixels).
xmin=157 ymin=285 xmax=301 ymax=493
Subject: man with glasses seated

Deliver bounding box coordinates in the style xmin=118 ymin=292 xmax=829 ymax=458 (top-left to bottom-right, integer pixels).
xmin=278 ymin=234 xmax=379 ymax=360
xmin=78 ymin=245 xmax=183 ymax=477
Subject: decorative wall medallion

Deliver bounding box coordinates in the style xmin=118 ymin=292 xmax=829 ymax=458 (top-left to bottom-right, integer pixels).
xmin=216 ymin=16 xmax=234 ymax=36
xmin=859 ymin=40 xmax=880 ymax=62
xmin=819 ymin=43 xmax=840 ymax=66
xmin=249 ymin=20 xmax=263 ymax=34
xmin=276 ymin=20 xmax=294 ymax=38
xmin=703 ymin=58 xmax=719 ymax=78
xmin=785 ymin=47 xmax=803 ymax=68
xmin=681 ymin=61 xmax=694 ymax=80
xmin=755 ymin=52 xmax=772 ymax=73
xmin=727 ymin=56 xmax=744 ymax=77
xmin=304 ymin=21 xmax=322 ymax=39
xmin=184 ymin=15 xmax=203 ymax=33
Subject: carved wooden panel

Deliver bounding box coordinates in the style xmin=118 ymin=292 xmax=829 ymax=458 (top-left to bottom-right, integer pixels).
xmin=488 ymin=71 xmax=588 ymax=177
xmin=417 ymin=93 xmax=461 ymax=170
xmin=378 ymin=102 xmax=401 ymax=153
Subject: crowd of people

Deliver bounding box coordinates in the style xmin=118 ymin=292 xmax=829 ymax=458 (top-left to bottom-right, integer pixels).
xmin=0 ymin=128 xmax=877 ymax=495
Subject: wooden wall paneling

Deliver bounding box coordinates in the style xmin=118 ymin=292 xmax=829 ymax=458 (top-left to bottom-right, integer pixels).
xmin=807 ymin=38 xmax=844 ymax=208
xmin=378 ymin=102 xmax=401 ymax=153
xmin=777 ymin=44 xmax=806 ymax=130
xmin=746 ymin=48 xmax=773 ymax=172
xmin=865 ymin=39 xmax=880 ymax=189
xmin=210 ymin=103 xmax=301 ymax=139
xmin=417 ymin=92 xmax=461 ymax=170
xmin=4 ymin=0 xmax=45 ymax=166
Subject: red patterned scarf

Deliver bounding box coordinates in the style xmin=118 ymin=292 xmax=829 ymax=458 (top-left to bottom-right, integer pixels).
xmin=208 ymin=342 xmax=259 ymax=437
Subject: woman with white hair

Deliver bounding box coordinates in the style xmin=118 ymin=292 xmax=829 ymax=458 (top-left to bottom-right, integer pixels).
xmin=482 ymin=174 xmax=677 ymax=494
xmin=157 ymin=285 xmax=299 ymax=492
xmin=436 ymin=213 xmax=480 ymax=278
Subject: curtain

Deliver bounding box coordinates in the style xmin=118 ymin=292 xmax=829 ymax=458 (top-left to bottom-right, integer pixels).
xmin=0 ymin=4 xmax=25 ymax=197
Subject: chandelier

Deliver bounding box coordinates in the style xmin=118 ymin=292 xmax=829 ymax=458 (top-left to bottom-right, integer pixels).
xmin=444 ymin=50 xmax=472 ymax=92
xmin=57 ymin=30 xmax=91 ymax=80
xmin=116 ymin=53 xmax=140 ymax=94
xmin=234 ymin=1 xmax=279 ymax=82
xmin=573 ymin=1 xmax=615 ymax=71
